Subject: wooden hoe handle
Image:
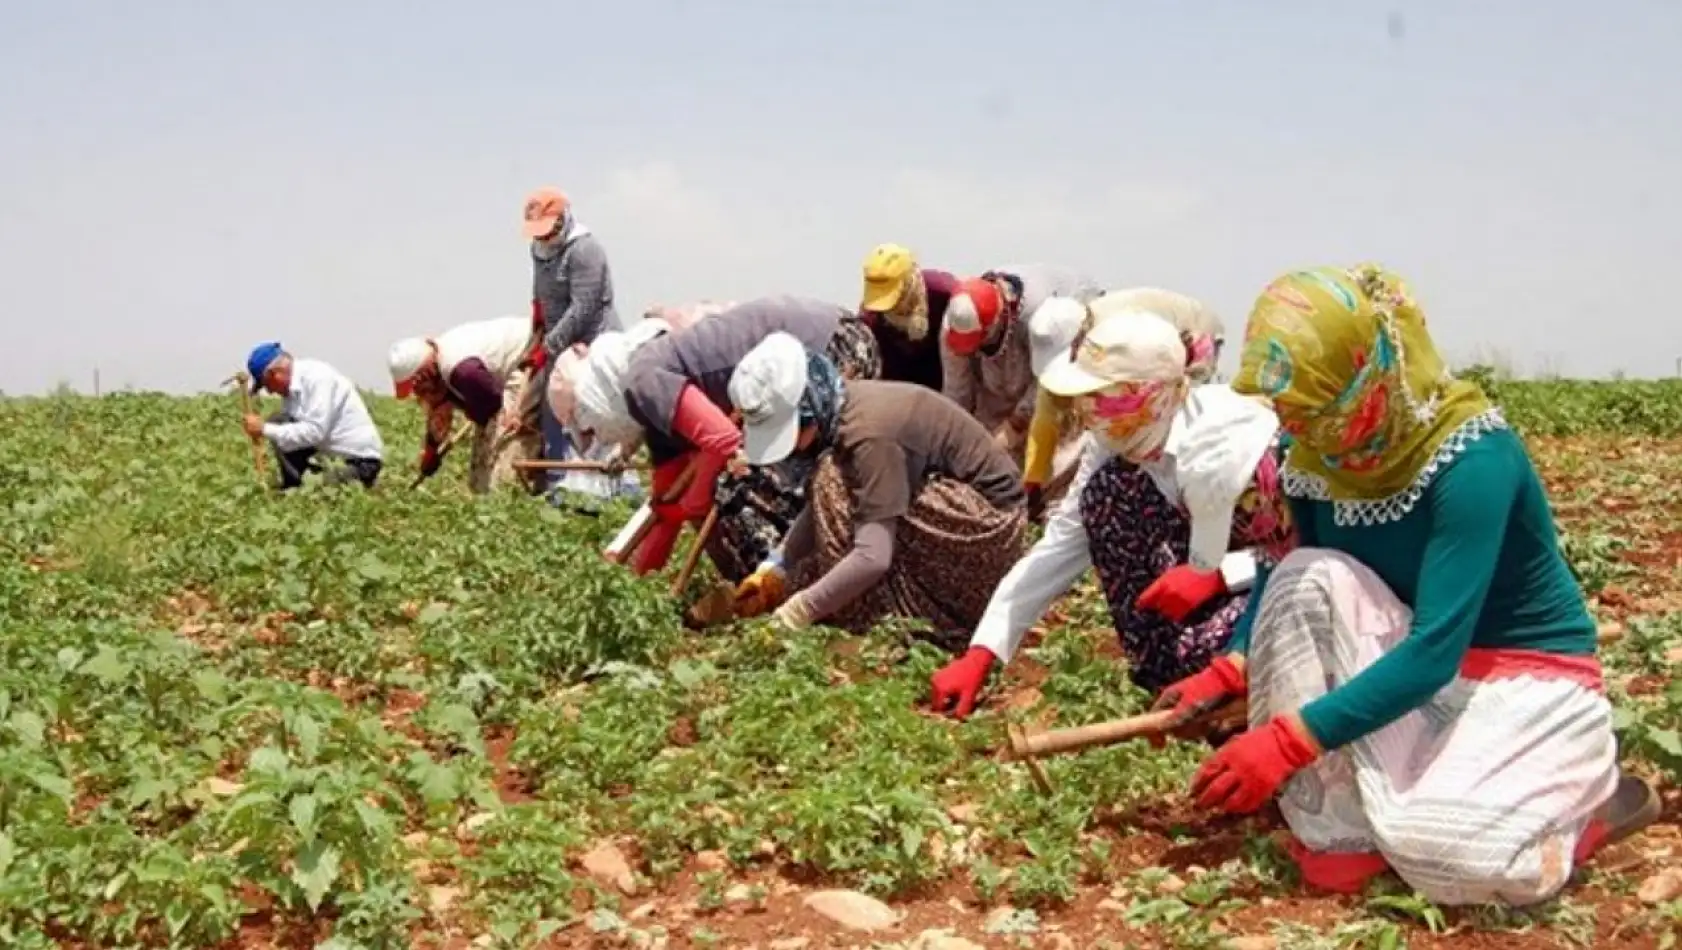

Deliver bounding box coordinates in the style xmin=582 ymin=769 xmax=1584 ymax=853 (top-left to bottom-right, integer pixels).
xmin=1008 ymin=709 xmax=1180 ymax=760
xmin=670 ymin=507 xmax=719 ymax=598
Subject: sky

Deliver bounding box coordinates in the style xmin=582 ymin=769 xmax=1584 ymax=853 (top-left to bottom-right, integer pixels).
xmin=3 ymin=0 xmax=1680 ymax=395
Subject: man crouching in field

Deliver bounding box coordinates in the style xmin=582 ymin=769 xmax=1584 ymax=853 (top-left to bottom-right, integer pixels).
xmin=242 ymin=341 xmax=385 ymax=491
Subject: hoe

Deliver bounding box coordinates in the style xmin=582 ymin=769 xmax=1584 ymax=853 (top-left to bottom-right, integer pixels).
xmin=1004 ymin=701 xmax=1249 ymax=794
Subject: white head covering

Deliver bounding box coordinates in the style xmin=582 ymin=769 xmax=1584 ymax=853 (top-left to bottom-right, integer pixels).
xmin=546 ymin=343 xmax=591 ymax=429
xmin=571 ymin=320 xmax=675 ymax=449
xmin=1174 ymin=386 xmax=1280 ymax=572
xmin=1087 ymin=287 xmax=1224 ymax=383
xmin=1027 ymin=297 xmax=1089 ymax=378
xmin=388 ymin=337 xmax=430 ymax=385
xmin=1040 ymin=311 xmax=1188 ymax=463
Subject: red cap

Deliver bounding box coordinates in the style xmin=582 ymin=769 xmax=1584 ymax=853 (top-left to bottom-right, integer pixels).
xmin=943 ymin=277 xmax=1003 ymax=355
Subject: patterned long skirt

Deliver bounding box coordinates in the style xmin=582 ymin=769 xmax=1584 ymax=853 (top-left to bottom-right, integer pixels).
xmin=1078 ymin=457 xmax=1247 ymax=693
xmin=705 ymin=318 xmax=884 ymax=581
xmin=1248 ymin=548 xmax=1617 ymax=906
xmin=797 ymin=455 xmax=1028 ymax=651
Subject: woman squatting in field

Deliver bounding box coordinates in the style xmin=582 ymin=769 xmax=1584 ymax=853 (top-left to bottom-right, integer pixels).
xmin=727 ymin=334 xmax=1029 ymax=648
xmin=1164 ymin=263 xmax=1659 ymax=904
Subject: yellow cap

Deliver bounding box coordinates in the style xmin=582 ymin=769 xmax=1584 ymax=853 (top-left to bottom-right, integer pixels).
xmin=860 ymin=243 xmax=917 ymax=312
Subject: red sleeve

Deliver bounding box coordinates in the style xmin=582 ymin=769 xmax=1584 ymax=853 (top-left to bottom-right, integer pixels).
xmin=670 ymin=383 xmax=743 ymax=458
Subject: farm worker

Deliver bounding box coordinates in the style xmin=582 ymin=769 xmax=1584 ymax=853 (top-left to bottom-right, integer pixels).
xmin=1020 ymin=288 xmax=1226 ymax=519
xmin=929 ymin=306 xmax=1288 ymax=719
xmin=521 ymin=185 xmax=620 ymax=499
xmin=941 ymin=266 xmax=1102 ymax=509
xmin=941 ymin=266 xmax=1101 ymax=437
xmin=387 ymin=315 xmax=540 ymax=494
xmin=856 ymin=243 xmax=957 ymax=392
xmin=598 ymin=296 xmax=882 ymax=580
xmin=1172 ymin=264 xmax=1658 ymax=905
xmin=545 ymin=302 xmax=738 ymax=502
xmin=729 ymin=334 xmax=1029 ymax=646
xmin=241 ymin=342 xmax=385 ymax=490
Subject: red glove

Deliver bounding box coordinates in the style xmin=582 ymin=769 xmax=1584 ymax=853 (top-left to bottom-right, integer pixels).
xmin=524 ymin=299 xmax=548 ymax=371
xmin=1136 ymin=565 xmax=1227 ymax=623
xmin=1191 ymin=716 xmax=1319 ymax=815
xmin=1150 ymin=655 xmax=1247 ymax=726
xmin=929 ymin=646 xmax=996 ymax=719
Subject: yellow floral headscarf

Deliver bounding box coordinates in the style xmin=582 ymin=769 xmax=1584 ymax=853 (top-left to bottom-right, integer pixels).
xmin=1233 ymin=264 xmax=1492 ymax=501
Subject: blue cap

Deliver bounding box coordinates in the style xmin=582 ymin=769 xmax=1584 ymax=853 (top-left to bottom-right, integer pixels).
xmin=246 ymin=341 xmax=283 ymax=392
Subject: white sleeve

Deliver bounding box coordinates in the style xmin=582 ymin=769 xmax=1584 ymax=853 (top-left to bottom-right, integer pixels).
xmin=262 ymin=376 xmax=330 ymax=453
xmin=970 ymin=437 xmax=1107 ymax=662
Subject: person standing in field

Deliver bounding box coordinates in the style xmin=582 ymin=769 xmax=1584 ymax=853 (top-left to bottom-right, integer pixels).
xmin=728 ymin=333 xmax=1028 ymax=647
xmin=521 ymin=185 xmax=621 ymax=501
xmin=929 ymin=311 xmax=1289 ymax=718
xmin=386 ymin=315 xmax=538 ymax=494
xmin=856 ymin=243 xmax=957 ymax=392
xmin=1168 ymin=263 xmax=1657 ymax=904
xmin=241 ymin=341 xmax=385 ymax=491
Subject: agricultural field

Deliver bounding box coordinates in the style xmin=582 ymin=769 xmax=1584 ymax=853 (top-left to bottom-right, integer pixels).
xmin=1 ymin=374 xmax=1679 ymax=950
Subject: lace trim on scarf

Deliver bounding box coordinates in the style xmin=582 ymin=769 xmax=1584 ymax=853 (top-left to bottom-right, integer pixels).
xmin=1279 ymin=407 xmax=1508 ymax=527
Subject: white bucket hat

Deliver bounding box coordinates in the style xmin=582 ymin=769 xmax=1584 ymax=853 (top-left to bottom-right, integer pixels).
xmin=1175 ymin=386 xmax=1280 ymax=572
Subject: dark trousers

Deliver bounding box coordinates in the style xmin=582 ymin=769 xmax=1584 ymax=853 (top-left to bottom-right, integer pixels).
xmin=267 ymin=413 xmax=382 ymax=491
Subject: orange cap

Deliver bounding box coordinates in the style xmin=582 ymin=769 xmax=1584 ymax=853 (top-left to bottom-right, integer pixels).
xmin=522 ymin=186 xmax=570 ymax=239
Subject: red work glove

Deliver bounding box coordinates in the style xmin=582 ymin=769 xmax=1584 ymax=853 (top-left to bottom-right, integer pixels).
xmin=929 ymin=646 xmax=997 ymax=719
xmin=1150 ymin=654 xmax=1247 ymax=727
xmin=1191 ymin=716 xmax=1319 ymax=815
xmin=525 ymin=299 xmax=548 ymax=371
xmin=1136 ymin=565 xmax=1227 ymax=623
xmin=418 ymin=443 xmax=442 ymax=478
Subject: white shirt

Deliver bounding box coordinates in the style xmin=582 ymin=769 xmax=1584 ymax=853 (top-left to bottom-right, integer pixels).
xmin=970 ymin=409 xmax=1258 ymax=664
xmin=261 ymin=358 xmax=385 ymax=461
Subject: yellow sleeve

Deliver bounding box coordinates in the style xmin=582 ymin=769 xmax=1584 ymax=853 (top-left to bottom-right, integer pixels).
xmin=1022 ymin=387 xmax=1062 ymax=486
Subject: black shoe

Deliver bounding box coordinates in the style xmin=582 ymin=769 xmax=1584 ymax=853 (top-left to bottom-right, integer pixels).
xmin=1596 ymin=770 xmax=1661 ymax=847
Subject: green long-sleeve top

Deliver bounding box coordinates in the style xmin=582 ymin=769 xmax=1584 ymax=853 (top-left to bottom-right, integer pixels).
xmin=1226 ymin=426 xmax=1595 ymax=752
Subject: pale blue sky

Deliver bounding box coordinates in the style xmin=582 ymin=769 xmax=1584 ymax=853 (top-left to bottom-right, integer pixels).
xmin=3 ymin=1 xmax=1679 ymax=394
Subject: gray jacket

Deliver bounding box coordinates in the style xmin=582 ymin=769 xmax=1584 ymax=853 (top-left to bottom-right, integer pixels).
xmin=533 ymin=225 xmax=618 ymax=356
